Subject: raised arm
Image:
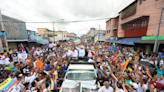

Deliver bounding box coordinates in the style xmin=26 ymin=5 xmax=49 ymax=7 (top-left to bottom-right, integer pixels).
xmin=155 ymin=65 xmax=159 ymax=71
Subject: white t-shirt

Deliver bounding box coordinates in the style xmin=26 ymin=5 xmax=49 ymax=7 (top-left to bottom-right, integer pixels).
xmin=98 ymin=86 xmax=113 ymax=92
xmin=5 ymin=57 xmax=10 ymax=65
xmin=33 ymin=60 xmax=37 ymax=68
xmin=0 ymin=55 xmax=5 ymax=64
xmin=76 ymin=47 xmax=85 ymax=57
xmin=88 ymin=51 xmax=93 ymax=57
xmin=71 ymin=50 xmax=78 ymax=58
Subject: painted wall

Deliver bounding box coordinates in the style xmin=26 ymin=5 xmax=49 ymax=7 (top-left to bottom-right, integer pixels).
xmin=118 ymin=0 xmax=164 ymax=38
xmin=0 ymin=15 xmax=28 ymax=40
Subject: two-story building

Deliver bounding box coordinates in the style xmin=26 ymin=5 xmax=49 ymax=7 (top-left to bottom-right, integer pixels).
xmin=67 ymin=33 xmax=77 ymax=40
xmin=86 ymin=28 xmax=99 ymax=41
xmin=37 ymin=28 xmax=69 ymax=43
xmin=106 ymin=0 xmax=164 ymax=51
xmin=0 ymin=15 xmax=28 ymax=50
xmin=105 ymin=16 xmax=119 ymax=39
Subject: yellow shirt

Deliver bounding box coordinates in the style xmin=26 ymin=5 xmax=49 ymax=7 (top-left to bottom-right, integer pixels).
xmin=4 ymin=52 xmax=7 ymax=56
xmin=9 ymin=51 xmax=13 ymax=54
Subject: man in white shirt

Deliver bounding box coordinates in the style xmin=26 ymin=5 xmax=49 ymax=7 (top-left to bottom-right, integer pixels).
xmin=76 ymin=45 xmax=85 ymax=58
xmin=98 ymin=81 xmax=113 ymax=92
xmin=71 ymin=48 xmax=78 ymax=59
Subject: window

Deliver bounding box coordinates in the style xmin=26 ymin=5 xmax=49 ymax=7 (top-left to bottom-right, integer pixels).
xmin=140 ymin=0 xmax=143 ymax=5
xmin=130 ymin=23 xmax=136 ymax=30
xmin=113 ymin=30 xmax=117 ymax=33
xmin=108 ymin=30 xmax=110 ymax=33
xmin=141 ymin=20 xmax=147 ymax=27
xmin=106 ymin=31 xmax=108 ymax=34
xmin=48 ymin=35 xmax=52 ymax=37
xmin=122 ymin=25 xmax=125 ymax=30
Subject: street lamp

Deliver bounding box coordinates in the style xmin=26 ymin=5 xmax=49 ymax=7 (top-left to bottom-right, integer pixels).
xmin=95 ymin=24 xmax=101 ymax=42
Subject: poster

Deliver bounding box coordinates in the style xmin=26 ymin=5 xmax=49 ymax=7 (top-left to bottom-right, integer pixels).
xmin=18 ymin=53 xmax=27 ymax=63
xmin=133 ymin=56 xmax=139 ymax=64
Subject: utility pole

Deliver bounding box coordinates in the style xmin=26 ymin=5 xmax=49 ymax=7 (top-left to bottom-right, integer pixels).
xmin=62 ymin=31 xmax=63 ymax=43
xmin=53 ymin=21 xmax=55 ymax=43
xmin=98 ymin=25 xmax=100 ymax=42
xmin=153 ymin=0 xmax=164 ymax=53
xmin=0 ymin=9 xmax=8 ymax=52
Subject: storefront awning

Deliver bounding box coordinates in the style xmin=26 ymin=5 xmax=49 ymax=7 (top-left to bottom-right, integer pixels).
xmin=37 ymin=41 xmax=49 ymax=45
xmin=106 ymin=38 xmax=141 ymax=45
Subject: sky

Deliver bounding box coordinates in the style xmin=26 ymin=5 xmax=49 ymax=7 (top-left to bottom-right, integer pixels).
xmin=0 ymin=0 xmax=134 ymax=36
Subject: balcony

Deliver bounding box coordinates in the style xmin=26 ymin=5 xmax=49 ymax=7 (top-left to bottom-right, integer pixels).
xmin=121 ymin=2 xmax=137 ymax=20
xmin=122 ymin=8 xmax=136 ymax=19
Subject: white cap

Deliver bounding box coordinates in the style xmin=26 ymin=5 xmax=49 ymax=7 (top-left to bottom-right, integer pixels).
xmin=130 ymin=82 xmax=138 ymax=89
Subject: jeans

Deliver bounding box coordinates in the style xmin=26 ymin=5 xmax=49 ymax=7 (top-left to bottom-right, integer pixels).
xmin=0 ymin=64 xmax=5 ymax=70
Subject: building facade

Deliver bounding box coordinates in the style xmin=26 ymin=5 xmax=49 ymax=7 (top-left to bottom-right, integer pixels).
xmin=105 ymin=16 xmax=119 ymax=39
xmin=106 ymin=0 xmax=164 ymax=38
xmin=86 ymin=28 xmax=106 ymax=41
xmin=67 ymin=33 xmax=77 ymax=40
xmin=37 ymin=28 xmax=69 ymax=43
xmin=0 ymin=15 xmax=28 ymax=49
xmin=94 ymin=32 xmax=106 ymax=42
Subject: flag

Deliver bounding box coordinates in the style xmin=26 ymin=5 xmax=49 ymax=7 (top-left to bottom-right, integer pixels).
xmin=20 ymin=43 xmax=25 ymax=51
xmin=74 ymin=39 xmax=81 ymax=44
xmin=121 ymin=57 xmax=131 ymax=71
xmin=113 ymin=58 xmax=119 ymax=64
xmin=91 ymin=52 xmax=95 ymax=56
xmin=96 ymin=85 xmax=101 ymax=89
xmin=30 ymin=51 xmax=34 ymax=55
xmin=113 ymin=53 xmax=120 ymax=64
xmin=51 ymin=79 xmax=57 ymax=90
xmin=108 ymin=44 xmax=111 ymax=47
xmin=36 ymin=58 xmax=43 ymax=68
xmin=55 ymin=52 xmax=58 ymax=57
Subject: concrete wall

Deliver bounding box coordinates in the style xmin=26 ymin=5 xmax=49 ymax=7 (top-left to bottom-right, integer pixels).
xmin=8 ymin=42 xmax=17 ymax=49
xmin=37 ymin=28 xmax=48 ymax=37
xmin=1 ymin=15 xmax=28 ymax=40
xmin=28 ymin=42 xmax=38 ymax=49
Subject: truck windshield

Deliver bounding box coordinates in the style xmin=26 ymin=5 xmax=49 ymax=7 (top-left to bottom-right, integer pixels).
xmin=66 ymin=69 xmax=96 ymax=80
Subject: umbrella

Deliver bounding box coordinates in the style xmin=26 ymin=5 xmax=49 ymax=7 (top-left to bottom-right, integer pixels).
xmin=108 ymin=46 xmax=118 ymax=51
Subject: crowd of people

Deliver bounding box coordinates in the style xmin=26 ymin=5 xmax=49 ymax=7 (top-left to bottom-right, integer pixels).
xmin=0 ymin=41 xmax=164 ymax=92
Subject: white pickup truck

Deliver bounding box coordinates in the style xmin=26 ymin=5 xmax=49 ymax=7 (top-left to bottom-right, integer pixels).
xmin=60 ymin=63 xmax=98 ymax=92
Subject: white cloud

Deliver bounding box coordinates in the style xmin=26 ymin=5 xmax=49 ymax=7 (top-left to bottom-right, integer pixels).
xmin=0 ymin=0 xmax=134 ymax=36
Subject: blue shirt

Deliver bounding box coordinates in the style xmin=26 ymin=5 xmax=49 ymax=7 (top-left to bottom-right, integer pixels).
xmin=45 ymin=64 xmax=50 ymax=71
xmin=0 ymin=32 xmax=5 ymax=39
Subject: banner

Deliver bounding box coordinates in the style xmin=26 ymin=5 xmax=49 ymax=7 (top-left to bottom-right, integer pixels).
xmin=18 ymin=53 xmax=27 ymax=63
xmin=0 ymin=78 xmax=23 ymax=92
